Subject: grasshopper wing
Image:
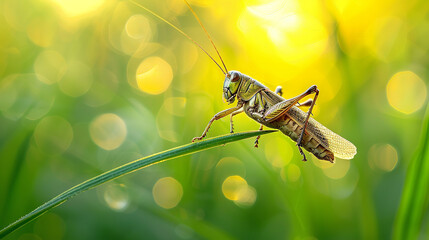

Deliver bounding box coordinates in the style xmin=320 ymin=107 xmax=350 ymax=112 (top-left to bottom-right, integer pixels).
xmin=287 ymin=107 xmax=357 ymax=159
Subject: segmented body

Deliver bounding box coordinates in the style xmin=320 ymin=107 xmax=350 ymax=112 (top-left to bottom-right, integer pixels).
xmin=238 ymin=73 xmax=355 ymax=162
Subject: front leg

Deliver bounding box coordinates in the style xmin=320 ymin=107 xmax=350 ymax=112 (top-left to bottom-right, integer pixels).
xmin=251 ymin=86 xmax=283 ymax=148
xmin=192 ymin=102 xmax=244 ymax=142
xmin=230 ymin=108 xmax=244 ymax=133
xmin=252 ymin=86 xmax=283 ymax=148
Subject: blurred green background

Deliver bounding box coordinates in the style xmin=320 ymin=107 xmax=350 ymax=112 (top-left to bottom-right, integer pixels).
xmin=1 ymin=0 xmax=428 ymax=239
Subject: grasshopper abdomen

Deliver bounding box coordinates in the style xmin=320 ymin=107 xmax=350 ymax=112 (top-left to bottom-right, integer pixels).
xmin=278 ymin=116 xmax=335 ymax=162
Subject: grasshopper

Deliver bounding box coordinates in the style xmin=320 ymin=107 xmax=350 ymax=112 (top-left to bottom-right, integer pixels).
xmin=131 ymin=0 xmax=357 ymax=162
xmin=191 ymin=71 xmax=357 ymax=162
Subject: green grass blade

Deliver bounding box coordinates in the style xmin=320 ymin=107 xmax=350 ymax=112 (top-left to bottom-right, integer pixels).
xmin=394 ymin=104 xmax=429 ymax=240
xmin=0 ymin=130 xmax=276 ymax=238
xmin=0 ymin=131 xmax=32 ymax=225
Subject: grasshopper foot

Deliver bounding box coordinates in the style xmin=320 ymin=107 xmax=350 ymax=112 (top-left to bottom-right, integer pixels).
xmin=254 ymin=124 xmax=264 ymax=148
xmin=192 ymin=136 xmax=204 ymax=142
xmin=297 ymin=144 xmax=307 ymax=162
xmin=254 ymin=135 xmax=261 ymax=148
xmin=255 ymin=136 xmax=260 ymax=148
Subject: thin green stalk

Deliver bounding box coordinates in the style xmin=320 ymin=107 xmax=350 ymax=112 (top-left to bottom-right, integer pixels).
xmin=394 ymin=104 xmax=429 ymax=240
xmin=0 ymin=130 xmax=276 ymax=238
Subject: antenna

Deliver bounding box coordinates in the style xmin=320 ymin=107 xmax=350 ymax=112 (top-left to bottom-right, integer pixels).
xmin=129 ymin=0 xmax=227 ymax=75
xmin=182 ymin=0 xmax=229 ymax=74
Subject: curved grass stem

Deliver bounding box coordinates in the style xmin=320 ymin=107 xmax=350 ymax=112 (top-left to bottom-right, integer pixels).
xmin=0 ymin=130 xmax=276 ymax=238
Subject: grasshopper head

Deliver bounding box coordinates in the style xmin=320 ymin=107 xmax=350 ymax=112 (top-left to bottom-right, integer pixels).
xmin=223 ymin=71 xmax=241 ymax=104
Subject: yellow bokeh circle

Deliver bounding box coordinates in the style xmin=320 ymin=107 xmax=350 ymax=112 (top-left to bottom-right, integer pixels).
xmin=368 ymin=143 xmax=399 ymax=172
xmin=222 ymin=175 xmax=257 ymax=207
xmin=322 ymin=159 xmax=350 ymax=179
xmin=89 ymin=113 xmax=127 ymax=150
xmin=136 ymin=56 xmax=173 ymax=95
xmin=152 ymin=177 xmax=183 ymax=209
xmin=287 ymin=163 xmax=301 ymax=182
xmin=125 ymin=14 xmax=151 ymax=39
xmin=386 ymin=71 xmax=427 ymax=114
xmin=234 ymin=185 xmax=257 ymax=208
xmin=222 ymin=175 xmax=248 ymax=201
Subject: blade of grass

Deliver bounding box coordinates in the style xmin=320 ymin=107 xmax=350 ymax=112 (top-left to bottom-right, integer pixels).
xmin=0 ymin=132 xmax=32 ymax=226
xmin=0 ymin=130 xmax=276 ymax=238
xmin=394 ymin=104 xmax=429 ymax=240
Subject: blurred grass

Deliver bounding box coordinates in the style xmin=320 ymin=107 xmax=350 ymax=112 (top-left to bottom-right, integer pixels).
xmin=0 ymin=130 xmax=275 ymax=238
xmin=0 ymin=132 xmax=32 ymax=224
xmin=394 ymin=103 xmax=429 ymax=240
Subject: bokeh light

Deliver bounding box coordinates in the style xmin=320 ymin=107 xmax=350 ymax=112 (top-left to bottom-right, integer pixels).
xmin=26 ymin=18 xmax=55 ymax=48
xmin=51 ymin=0 xmax=105 ymax=17
xmin=322 ymin=159 xmax=350 ymax=179
xmin=222 ymin=175 xmax=257 ymax=207
xmin=126 ymin=14 xmax=151 ymax=39
xmin=364 ymin=17 xmax=407 ymax=61
xmin=25 ymin=95 xmax=55 ymax=121
xmin=234 ymin=185 xmax=257 ymax=208
xmin=238 ymin=0 xmax=329 ymax=67
xmin=58 ymin=61 xmax=93 ymax=97
xmin=108 ymin=3 xmax=154 ymax=56
xmin=84 ymin=71 xmax=118 ymax=107
xmin=34 ymin=50 xmax=67 ymax=84
xmin=0 ymin=74 xmax=55 ymax=121
xmin=286 ymin=163 xmax=301 ymax=182
xmin=368 ymin=143 xmax=399 ymax=172
xmin=265 ymin=135 xmax=293 ymax=168
xmin=311 ymin=154 xmax=334 ymax=169
xmin=34 ymin=116 xmax=73 ymax=155
xmin=222 ymin=175 xmax=248 ymax=201
xmin=121 ymin=15 xmax=153 ymax=55
xmin=34 ymin=50 xmax=67 ymax=85
xmin=135 ymin=56 xmax=173 ymax=95
xmin=215 ymin=157 xmax=246 ymax=180
xmin=104 ymin=184 xmax=129 ymax=211
xmin=386 ymin=71 xmax=427 ymax=114
xmin=0 ymin=76 xmax=17 ymax=114
xmin=163 ymin=97 xmax=187 ymax=116
xmin=89 ymin=113 xmax=127 ymax=150
xmin=152 ymin=177 xmax=183 ymax=209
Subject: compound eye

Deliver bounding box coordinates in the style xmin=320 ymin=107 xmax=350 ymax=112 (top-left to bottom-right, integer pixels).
xmin=231 ymin=72 xmax=240 ymax=82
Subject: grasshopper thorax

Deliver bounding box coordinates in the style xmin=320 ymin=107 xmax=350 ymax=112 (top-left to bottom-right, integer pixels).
xmin=223 ymin=70 xmax=242 ymax=104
